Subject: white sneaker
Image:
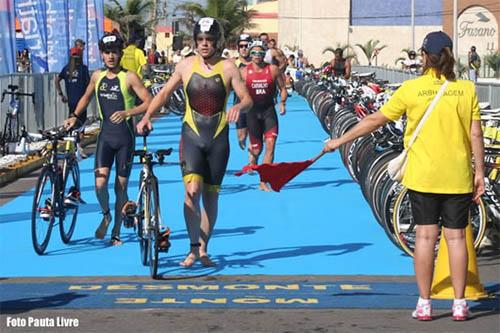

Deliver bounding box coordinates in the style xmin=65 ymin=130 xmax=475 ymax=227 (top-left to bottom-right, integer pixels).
xmin=452 ymin=303 xmax=471 ymax=321
xmin=412 ymin=302 xmax=432 ymax=321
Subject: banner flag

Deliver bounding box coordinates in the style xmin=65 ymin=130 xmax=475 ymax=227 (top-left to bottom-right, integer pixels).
xmin=15 ymin=0 xmax=48 ymax=73
xmin=0 ymin=0 xmax=17 ymax=74
xmin=87 ymin=0 xmax=104 ymax=70
xmin=46 ymin=0 xmax=70 ymax=73
xmin=68 ymin=0 xmax=88 ymax=64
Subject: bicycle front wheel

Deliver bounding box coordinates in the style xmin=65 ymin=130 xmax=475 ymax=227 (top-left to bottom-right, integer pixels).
xmin=137 ymin=173 xmax=149 ymax=266
xmin=147 ymin=178 xmax=160 ymax=279
xmin=60 ymin=160 xmax=80 ymax=243
xmin=31 ymin=168 xmax=56 ymax=255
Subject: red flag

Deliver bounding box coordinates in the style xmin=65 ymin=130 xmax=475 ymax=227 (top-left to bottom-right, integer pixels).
xmin=235 ymin=151 xmax=325 ymax=192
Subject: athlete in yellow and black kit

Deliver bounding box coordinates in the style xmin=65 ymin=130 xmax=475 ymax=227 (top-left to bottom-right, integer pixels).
xmin=181 ymin=57 xmax=230 ymax=190
xmin=65 ymin=33 xmax=151 ymax=246
xmin=137 ymin=17 xmax=252 ymax=268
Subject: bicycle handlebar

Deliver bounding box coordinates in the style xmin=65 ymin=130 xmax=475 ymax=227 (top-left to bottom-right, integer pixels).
xmin=1 ymin=90 xmax=35 ymax=104
xmin=39 ymin=127 xmax=78 ymax=142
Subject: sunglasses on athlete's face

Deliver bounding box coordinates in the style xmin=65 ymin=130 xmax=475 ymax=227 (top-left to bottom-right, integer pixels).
xmin=239 ymin=44 xmax=249 ymax=49
xmin=250 ymin=50 xmax=266 ymax=57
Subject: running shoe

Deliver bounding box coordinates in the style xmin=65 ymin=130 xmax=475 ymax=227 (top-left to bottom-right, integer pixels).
xmin=64 ymin=186 xmax=81 ymax=208
xmin=122 ymin=201 xmax=137 ymax=229
xmin=452 ymin=303 xmax=470 ymax=321
xmin=412 ymin=302 xmax=432 ymax=321
xmin=39 ymin=198 xmax=52 ymax=221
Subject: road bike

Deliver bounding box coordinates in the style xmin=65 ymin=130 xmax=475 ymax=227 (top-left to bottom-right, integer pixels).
xmin=123 ymin=133 xmax=172 ymax=278
xmin=31 ymin=127 xmax=83 ymax=255
xmin=1 ymin=84 xmax=35 ymax=155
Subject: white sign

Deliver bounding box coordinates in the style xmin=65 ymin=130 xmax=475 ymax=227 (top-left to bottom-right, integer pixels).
xmin=457 ymin=6 xmax=498 ymax=57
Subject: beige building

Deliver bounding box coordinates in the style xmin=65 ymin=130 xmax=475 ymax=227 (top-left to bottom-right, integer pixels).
xmin=278 ymin=0 xmax=499 ymax=69
xmin=247 ymin=1 xmax=279 ymax=40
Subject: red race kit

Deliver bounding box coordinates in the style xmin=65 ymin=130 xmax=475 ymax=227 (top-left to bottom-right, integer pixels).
xmin=245 ymin=63 xmax=278 ymax=152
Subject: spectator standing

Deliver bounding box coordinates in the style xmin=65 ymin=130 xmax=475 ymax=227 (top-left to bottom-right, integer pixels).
xmin=121 ymin=36 xmax=147 ymax=78
xmin=330 ymin=48 xmax=351 ymax=80
xmin=160 ymin=50 xmax=167 ymax=64
xmin=468 ymin=46 xmax=481 ymax=83
xmin=147 ymin=44 xmax=161 ymax=65
xmin=18 ymin=49 xmax=31 ymax=73
xmin=403 ymin=50 xmax=422 ymax=73
xmin=55 ymin=47 xmax=90 ymax=158
xmin=172 ymin=49 xmax=182 ymax=64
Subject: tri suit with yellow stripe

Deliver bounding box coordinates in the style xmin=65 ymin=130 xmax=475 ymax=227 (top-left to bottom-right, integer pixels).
xmin=180 ymin=57 xmax=229 ymax=192
xmin=94 ymin=69 xmax=135 ymax=177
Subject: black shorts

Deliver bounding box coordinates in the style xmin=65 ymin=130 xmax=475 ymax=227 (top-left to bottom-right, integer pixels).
xmin=94 ymin=129 xmax=134 ymax=178
xmin=180 ymin=116 xmax=229 ymax=188
xmin=408 ymin=189 xmax=472 ymax=229
xmin=247 ymin=105 xmax=278 ymax=152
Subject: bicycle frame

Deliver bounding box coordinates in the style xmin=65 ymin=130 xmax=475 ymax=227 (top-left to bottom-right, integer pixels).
xmin=134 ymin=161 xmax=163 ymax=238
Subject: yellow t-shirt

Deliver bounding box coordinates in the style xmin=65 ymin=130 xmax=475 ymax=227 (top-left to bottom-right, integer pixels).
xmin=380 ymin=69 xmax=480 ymax=194
xmin=120 ymin=45 xmax=147 ymax=78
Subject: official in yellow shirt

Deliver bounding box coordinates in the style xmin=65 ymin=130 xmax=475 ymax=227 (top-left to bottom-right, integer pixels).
xmin=323 ymin=31 xmax=485 ymax=321
xmin=120 ymin=38 xmax=147 ymax=78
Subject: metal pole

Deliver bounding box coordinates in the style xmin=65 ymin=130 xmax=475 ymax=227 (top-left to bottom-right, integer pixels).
xmin=453 ymin=0 xmax=458 ymax=61
xmin=411 ymin=0 xmax=415 ymax=51
xmin=299 ymin=0 xmax=302 ymax=47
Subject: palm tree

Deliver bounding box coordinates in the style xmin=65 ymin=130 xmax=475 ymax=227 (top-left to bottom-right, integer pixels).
xmin=322 ymin=44 xmax=358 ymax=63
xmin=394 ymin=48 xmax=413 ymax=69
xmin=484 ymin=51 xmax=500 ymax=79
xmin=104 ymin=0 xmax=153 ymax=42
xmin=355 ymin=39 xmax=387 ymax=66
xmin=175 ymin=0 xmax=256 ymax=44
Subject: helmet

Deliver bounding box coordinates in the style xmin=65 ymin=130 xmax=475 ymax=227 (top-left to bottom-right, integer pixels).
xmin=98 ymin=33 xmax=124 ymax=52
xmin=249 ymin=40 xmax=267 ymax=52
xmin=238 ymin=33 xmax=252 ymax=44
xmin=193 ymin=17 xmax=224 ymax=52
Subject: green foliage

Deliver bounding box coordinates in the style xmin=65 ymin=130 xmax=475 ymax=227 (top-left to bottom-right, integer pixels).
xmin=394 ymin=56 xmax=406 ymax=67
xmin=104 ymin=0 xmax=153 ymax=42
xmin=175 ymin=0 xmax=256 ymax=44
xmin=322 ymin=44 xmax=358 ymax=63
xmin=484 ymin=51 xmax=500 ymax=78
xmin=456 ymin=58 xmax=467 ymax=78
xmin=355 ymin=39 xmax=388 ymax=66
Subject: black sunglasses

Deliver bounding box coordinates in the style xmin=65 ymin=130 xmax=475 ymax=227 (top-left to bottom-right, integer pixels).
xmin=239 ymin=44 xmax=249 ymax=49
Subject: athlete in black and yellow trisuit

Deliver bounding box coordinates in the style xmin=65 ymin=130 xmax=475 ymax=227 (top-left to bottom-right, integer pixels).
xmin=137 ymin=17 xmax=253 ymax=268
xmin=233 ymin=33 xmax=252 ymax=150
xmin=65 ymin=33 xmax=152 ymax=246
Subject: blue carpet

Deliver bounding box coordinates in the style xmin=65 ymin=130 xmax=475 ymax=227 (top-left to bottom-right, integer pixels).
xmin=0 ymin=94 xmax=414 ymax=277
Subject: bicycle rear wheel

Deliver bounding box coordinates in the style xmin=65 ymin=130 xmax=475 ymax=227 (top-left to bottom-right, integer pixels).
xmin=148 ymin=178 xmax=160 ymax=279
xmin=31 ymin=168 xmax=56 ymax=255
xmin=392 ymin=187 xmax=488 ymax=257
xmin=60 ymin=160 xmax=79 ymax=243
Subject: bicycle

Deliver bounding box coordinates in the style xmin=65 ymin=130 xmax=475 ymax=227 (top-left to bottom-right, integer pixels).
xmin=391 ymin=186 xmax=488 ymax=257
xmin=1 ymin=84 xmax=35 ymax=155
xmin=31 ymin=127 xmax=83 ymax=255
xmin=123 ymin=133 xmax=172 ymax=278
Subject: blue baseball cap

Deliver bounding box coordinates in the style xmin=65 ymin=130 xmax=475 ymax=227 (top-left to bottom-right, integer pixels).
xmin=421 ymin=31 xmax=453 ymax=54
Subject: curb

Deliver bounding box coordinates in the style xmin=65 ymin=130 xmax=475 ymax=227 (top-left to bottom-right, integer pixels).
xmin=0 ymin=130 xmax=99 ymax=188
